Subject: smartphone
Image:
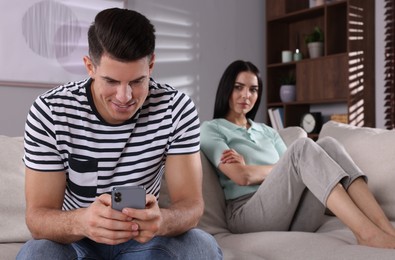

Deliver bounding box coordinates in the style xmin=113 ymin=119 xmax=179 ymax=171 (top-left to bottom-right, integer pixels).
xmin=111 ymin=186 xmax=146 ymax=211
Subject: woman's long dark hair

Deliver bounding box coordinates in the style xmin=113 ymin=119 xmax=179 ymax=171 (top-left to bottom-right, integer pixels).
xmin=213 ymin=60 xmax=263 ymax=120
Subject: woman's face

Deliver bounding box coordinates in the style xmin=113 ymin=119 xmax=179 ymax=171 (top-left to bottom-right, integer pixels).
xmin=228 ymin=71 xmax=259 ymax=117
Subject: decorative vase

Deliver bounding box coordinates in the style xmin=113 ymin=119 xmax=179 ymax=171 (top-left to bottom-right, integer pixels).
xmin=307 ymin=42 xmax=324 ymax=58
xmin=280 ymin=84 xmax=296 ymax=102
xmin=310 ymin=0 xmax=325 ymax=8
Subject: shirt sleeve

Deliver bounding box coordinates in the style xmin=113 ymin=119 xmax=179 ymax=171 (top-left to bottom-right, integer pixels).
xmin=23 ymin=97 xmax=65 ymax=172
xmin=167 ymin=92 xmax=200 ymax=155
xmin=200 ymin=121 xmax=229 ymax=167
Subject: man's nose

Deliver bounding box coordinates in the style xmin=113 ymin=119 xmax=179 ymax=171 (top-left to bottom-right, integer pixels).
xmin=116 ymin=83 xmax=132 ymax=103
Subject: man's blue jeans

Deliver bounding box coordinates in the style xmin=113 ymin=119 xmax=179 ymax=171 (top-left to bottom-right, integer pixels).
xmin=16 ymin=229 xmax=222 ymax=259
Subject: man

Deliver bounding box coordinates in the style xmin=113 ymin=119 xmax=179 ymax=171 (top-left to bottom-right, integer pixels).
xmin=17 ymin=8 xmax=222 ymax=259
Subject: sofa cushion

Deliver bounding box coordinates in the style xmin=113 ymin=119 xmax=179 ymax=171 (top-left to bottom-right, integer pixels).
xmin=319 ymin=121 xmax=395 ymax=220
xmin=215 ymin=220 xmax=395 ymax=260
xmin=0 ymin=135 xmax=31 ymax=242
xmin=0 ymin=243 xmax=24 ymax=260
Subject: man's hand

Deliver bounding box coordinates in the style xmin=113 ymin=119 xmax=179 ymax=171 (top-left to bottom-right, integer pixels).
xmin=121 ymin=194 xmax=162 ymax=244
xmin=79 ymin=194 xmax=140 ymax=245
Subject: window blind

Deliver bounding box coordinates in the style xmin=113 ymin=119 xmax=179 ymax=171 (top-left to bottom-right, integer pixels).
xmin=384 ymin=0 xmax=395 ymax=129
xmin=347 ymin=0 xmax=375 ymax=127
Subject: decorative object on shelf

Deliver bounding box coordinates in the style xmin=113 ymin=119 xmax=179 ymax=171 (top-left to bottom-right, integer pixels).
xmin=300 ymin=112 xmax=323 ymax=134
xmin=280 ymin=85 xmax=296 ymax=102
xmin=293 ymin=49 xmax=303 ymax=61
xmin=281 ymin=50 xmax=292 ymax=63
xmin=330 ymin=114 xmax=348 ymax=124
xmin=305 ymin=26 xmax=324 ymax=59
xmin=310 ymin=0 xmax=325 ymax=8
xmin=293 ymin=34 xmax=303 ymax=61
xmin=279 ymin=74 xmax=296 ymax=102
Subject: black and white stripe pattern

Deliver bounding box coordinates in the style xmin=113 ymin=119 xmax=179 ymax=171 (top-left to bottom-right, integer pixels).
xmin=24 ymin=78 xmax=200 ymax=210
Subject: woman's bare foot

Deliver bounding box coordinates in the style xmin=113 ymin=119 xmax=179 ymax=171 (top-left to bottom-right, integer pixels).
xmin=356 ymin=228 xmax=395 ymax=249
xmin=385 ymin=226 xmax=395 ymax=238
xmin=376 ymin=221 xmax=395 ymax=238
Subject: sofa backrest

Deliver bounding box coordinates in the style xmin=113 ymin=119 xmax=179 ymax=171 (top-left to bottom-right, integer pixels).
xmin=319 ymin=121 xmax=395 ymax=221
xmin=157 ymin=150 xmax=229 ymax=234
xmin=0 ymin=126 xmax=307 ymax=243
xmin=0 ymin=135 xmax=32 ymax=243
xmin=196 ymin=152 xmax=228 ymax=234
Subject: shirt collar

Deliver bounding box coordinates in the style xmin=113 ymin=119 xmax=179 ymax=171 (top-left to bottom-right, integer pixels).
xmin=219 ymin=118 xmax=257 ymax=131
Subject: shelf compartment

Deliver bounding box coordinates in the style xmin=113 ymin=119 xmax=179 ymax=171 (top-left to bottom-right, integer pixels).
xmin=326 ymin=2 xmax=348 ymax=55
xmin=267 ymin=14 xmax=324 ymax=65
xmin=283 ymin=104 xmax=309 ymax=127
xmin=266 ymin=65 xmax=296 ymax=104
xmin=265 ymin=0 xmax=375 ymax=129
xmin=267 ymin=1 xmax=322 ymax=22
xmin=296 ymin=53 xmax=348 ymax=101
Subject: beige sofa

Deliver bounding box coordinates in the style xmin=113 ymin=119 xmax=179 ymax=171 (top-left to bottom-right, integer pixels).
xmin=1 ymin=121 xmax=395 ymax=259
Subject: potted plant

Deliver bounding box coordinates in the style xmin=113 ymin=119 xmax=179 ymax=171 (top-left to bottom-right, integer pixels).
xmin=279 ymin=74 xmax=296 ymax=102
xmin=305 ymin=26 xmax=324 ymax=58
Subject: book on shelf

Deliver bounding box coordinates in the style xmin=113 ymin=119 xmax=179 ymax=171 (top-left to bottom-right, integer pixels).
xmin=273 ymin=108 xmax=284 ymax=130
xmin=268 ymin=108 xmax=284 ymax=130
xmin=268 ymin=108 xmax=277 ymax=130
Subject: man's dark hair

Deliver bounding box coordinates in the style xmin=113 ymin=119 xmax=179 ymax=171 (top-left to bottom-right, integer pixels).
xmin=88 ymin=8 xmax=156 ymax=64
xmin=213 ymin=60 xmax=263 ymax=120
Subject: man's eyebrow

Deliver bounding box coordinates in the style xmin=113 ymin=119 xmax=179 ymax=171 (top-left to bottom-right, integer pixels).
xmin=101 ymin=76 xmax=118 ymax=82
xmin=101 ymin=75 xmax=147 ymax=83
xmin=130 ymin=76 xmax=147 ymax=83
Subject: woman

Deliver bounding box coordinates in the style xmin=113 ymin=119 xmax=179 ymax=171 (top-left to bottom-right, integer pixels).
xmin=200 ymin=60 xmax=395 ymax=248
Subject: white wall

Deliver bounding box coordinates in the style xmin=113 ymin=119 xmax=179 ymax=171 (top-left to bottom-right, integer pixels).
xmin=0 ymin=86 xmax=48 ymax=136
xmin=0 ymin=0 xmax=265 ymax=137
xmin=0 ymin=0 xmax=387 ymax=137
xmin=127 ymin=0 xmax=265 ymax=123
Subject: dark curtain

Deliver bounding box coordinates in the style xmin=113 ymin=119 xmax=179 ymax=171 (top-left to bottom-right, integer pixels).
xmin=384 ymin=0 xmax=395 ymax=129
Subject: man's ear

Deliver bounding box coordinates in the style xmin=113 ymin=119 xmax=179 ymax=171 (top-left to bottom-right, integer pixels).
xmin=83 ymin=56 xmax=95 ymax=78
xmin=149 ymin=53 xmax=155 ymax=74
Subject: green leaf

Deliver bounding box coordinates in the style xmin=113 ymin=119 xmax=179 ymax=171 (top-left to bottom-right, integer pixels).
xmin=305 ymin=26 xmax=324 ymax=44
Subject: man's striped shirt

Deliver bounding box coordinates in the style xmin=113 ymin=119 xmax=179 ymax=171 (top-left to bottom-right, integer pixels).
xmin=23 ymin=78 xmax=200 ymax=210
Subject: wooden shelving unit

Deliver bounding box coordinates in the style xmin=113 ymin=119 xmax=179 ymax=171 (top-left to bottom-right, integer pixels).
xmin=265 ymin=0 xmax=375 ymax=130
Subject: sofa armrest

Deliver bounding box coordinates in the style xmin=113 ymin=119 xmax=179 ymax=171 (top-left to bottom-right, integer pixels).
xmin=319 ymin=121 xmax=395 ymax=221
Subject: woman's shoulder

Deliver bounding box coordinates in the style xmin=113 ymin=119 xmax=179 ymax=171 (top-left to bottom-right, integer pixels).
xmin=251 ymin=120 xmax=274 ymax=131
xmin=251 ymin=121 xmax=281 ymax=136
xmin=201 ymin=118 xmax=220 ymax=125
xmin=201 ymin=119 xmax=222 ymax=132
xmin=201 ymin=118 xmax=238 ymax=131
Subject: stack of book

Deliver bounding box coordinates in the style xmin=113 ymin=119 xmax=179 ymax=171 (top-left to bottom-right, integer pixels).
xmin=268 ymin=107 xmax=284 ymax=130
xmin=330 ymin=114 xmax=348 ymax=124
